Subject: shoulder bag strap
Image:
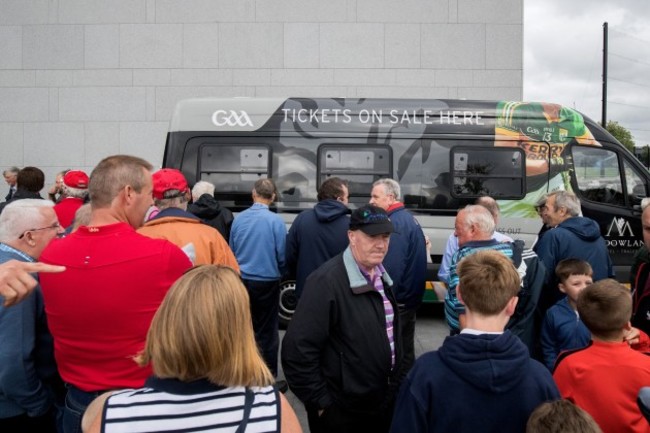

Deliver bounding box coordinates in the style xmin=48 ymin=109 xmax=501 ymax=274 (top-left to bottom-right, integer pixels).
xmin=235 ymin=387 xmax=254 ymax=433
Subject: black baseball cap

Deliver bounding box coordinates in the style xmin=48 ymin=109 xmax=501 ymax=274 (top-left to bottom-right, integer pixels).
xmin=349 ymin=205 xmax=394 ymax=235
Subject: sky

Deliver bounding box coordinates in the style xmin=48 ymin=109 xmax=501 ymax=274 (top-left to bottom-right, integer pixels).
xmin=524 ymin=0 xmax=650 ymax=147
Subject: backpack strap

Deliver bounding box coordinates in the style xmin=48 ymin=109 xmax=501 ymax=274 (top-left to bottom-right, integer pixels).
xmin=235 ymin=388 xmax=254 ymax=433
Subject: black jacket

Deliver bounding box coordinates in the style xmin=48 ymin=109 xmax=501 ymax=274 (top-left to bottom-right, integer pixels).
xmin=187 ymin=194 xmax=234 ymax=242
xmin=0 ymin=189 xmax=43 ymax=215
xmin=281 ymin=248 xmax=403 ymax=414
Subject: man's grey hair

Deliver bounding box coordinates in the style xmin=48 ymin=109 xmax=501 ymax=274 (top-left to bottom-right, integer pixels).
xmin=3 ymin=166 xmax=19 ymax=176
xmin=0 ymin=199 xmax=54 ymax=242
xmin=192 ymin=181 xmax=215 ymax=201
xmin=461 ymin=204 xmax=496 ymax=236
xmin=155 ymin=193 xmax=187 ymax=211
xmin=475 ymin=196 xmax=500 ymax=221
xmin=641 ymin=197 xmax=650 ymax=210
xmin=550 ymin=191 xmax=581 ymax=217
xmin=62 ymin=185 xmax=89 ymax=200
xmin=373 ymin=178 xmax=401 ymax=200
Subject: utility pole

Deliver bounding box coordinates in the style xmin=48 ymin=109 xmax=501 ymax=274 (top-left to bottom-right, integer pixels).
xmin=602 ymin=22 xmax=608 ymax=127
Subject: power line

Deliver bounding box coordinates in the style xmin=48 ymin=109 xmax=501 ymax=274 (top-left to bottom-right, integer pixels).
xmin=609 ymin=100 xmax=650 ymax=110
xmin=609 ymin=52 xmax=650 ymax=68
xmin=609 ymin=77 xmax=650 ymax=89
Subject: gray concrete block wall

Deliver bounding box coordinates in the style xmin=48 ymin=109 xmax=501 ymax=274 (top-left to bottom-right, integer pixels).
xmin=0 ymin=0 xmax=522 ymax=187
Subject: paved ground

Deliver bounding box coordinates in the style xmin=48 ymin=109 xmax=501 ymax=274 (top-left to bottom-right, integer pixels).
xmin=278 ymin=303 xmax=448 ymax=431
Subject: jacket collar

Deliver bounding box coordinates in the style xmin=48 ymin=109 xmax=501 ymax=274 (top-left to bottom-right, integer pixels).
xmin=342 ymin=246 xmax=393 ymax=294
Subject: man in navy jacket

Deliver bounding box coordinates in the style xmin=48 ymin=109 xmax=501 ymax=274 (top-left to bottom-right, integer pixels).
xmin=370 ymin=178 xmax=427 ymax=372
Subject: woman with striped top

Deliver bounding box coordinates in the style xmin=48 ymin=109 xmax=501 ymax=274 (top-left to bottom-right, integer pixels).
xmin=81 ymin=265 xmax=301 ymax=433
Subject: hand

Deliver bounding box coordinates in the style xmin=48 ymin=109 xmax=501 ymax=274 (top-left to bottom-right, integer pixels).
xmin=625 ymin=327 xmax=641 ymax=346
xmin=0 ymin=261 xmax=65 ymax=307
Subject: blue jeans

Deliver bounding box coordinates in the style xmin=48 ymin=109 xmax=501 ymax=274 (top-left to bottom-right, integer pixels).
xmin=62 ymin=385 xmax=108 ymax=433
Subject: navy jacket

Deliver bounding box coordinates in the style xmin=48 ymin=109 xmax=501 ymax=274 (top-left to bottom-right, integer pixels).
xmin=187 ymin=194 xmax=234 ymax=242
xmin=390 ymin=332 xmax=559 ymax=433
xmin=285 ymin=199 xmax=349 ymax=298
xmin=533 ymin=216 xmax=614 ymax=310
xmin=383 ymin=205 xmax=427 ymax=309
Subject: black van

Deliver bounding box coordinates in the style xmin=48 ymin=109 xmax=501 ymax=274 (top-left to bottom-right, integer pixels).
xmin=163 ymin=97 xmax=649 ymax=320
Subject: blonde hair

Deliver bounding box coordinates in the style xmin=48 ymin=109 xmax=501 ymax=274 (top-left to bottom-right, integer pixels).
xmin=526 ymin=399 xmax=602 ymax=433
xmin=457 ymin=250 xmax=520 ymax=315
xmin=89 ymin=155 xmax=153 ymax=208
xmin=136 ymin=265 xmax=274 ymax=387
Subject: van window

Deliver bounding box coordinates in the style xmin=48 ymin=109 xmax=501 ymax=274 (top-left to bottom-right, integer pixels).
xmin=450 ymin=147 xmax=525 ymax=198
xmin=318 ymin=144 xmax=392 ymax=196
xmin=198 ymin=144 xmax=271 ymax=192
xmin=624 ymin=159 xmax=647 ymax=203
xmin=572 ymin=145 xmax=625 ymax=206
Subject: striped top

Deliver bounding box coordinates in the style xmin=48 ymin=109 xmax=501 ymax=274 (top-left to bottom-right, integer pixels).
xmin=102 ymin=377 xmax=280 ymax=433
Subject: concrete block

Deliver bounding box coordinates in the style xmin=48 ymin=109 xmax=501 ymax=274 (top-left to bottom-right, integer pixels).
xmin=119 ymin=122 xmax=169 ymax=167
xmin=219 ymin=23 xmax=284 ymax=68
xmin=458 ymin=0 xmax=521 ymax=24
xmin=486 ymin=24 xmax=522 ymax=69
xmin=333 ymin=69 xmax=396 ymax=86
xmin=457 ymin=86 xmax=521 ymax=100
xmin=23 ymin=122 xmax=85 ymax=166
xmin=421 ymin=24 xmax=485 ymax=69
xmin=385 ymin=24 xmax=421 ymax=69
xmin=284 ymin=23 xmax=320 ymax=69
xmin=133 ymin=69 xmax=171 ymax=86
xmin=254 ymin=86 xmax=350 ymax=98
xmin=59 ymin=87 xmax=147 ymax=121
xmin=271 ymin=69 xmax=334 ymax=86
xmin=0 ymin=123 xmax=24 ymax=166
xmin=58 ymin=0 xmax=146 ymax=24
xmin=73 ymin=70 xmax=133 ymax=87
xmin=36 ymin=71 xmax=74 ymax=87
xmin=320 ymin=24 xmax=384 ymax=69
xmin=448 ymin=0 xmax=458 ymax=23
xmin=0 ymin=88 xmax=49 ymax=121
xmin=146 ymin=87 xmax=156 ymax=121
xmin=84 ymin=122 xmax=120 ymax=166
xmin=233 ymin=69 xmax=271 ymax=86
xmin=473 ymin=69 xmax=521 ymax=87
xmin=146 ymin=0 xmax=155 ymax=23
xmin=0 ymin=26 xmax=21 ymax=69
xmin=256 ymin=0 xmax=350 ymax=22
xmin=0 ymin=0 xmax=52 ymax=25
xmin=23 ymin=25 xmax=84 ymax=69
xmin=85 ymin=25 xmax=120 ymax=69
xmin=0 ymin=71 xmax=36 ymax=87
xmin=355 ymin=86 xmax=449 ymax=99
xmin=155 ymin=0 xmax=254 ymax=23
xmin=49 ymin=88 xmax=59 ymax=121
xmin=183 ymin=24 xmax=220 ymax=68
xmin=357 ymin=0 xmax=448 ymax=23
xmin=170 ymin=69 xmax=232 ymax=86
xmin=120 ymin=24 xmax=183 ymax=68
xmin=434 ymin=69 xmax=473 ymax=86
xmin=155 ymin=86 xmax=256 ymax=121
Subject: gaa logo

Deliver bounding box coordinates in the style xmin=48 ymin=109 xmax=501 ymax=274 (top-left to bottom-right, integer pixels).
xmin=212 ymin=110 xmax=254 ymax=127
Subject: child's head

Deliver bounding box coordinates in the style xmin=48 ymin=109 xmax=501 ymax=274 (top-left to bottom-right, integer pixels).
xmin=577 ymin=279 xmax=632 ymax=341
xmin=555 ymin=259 xmax=593 ymax=304
xmin=457 ymin=250 xmax=520 ymax=316
xmin=526 ymin=399 xmax=602 ymax=433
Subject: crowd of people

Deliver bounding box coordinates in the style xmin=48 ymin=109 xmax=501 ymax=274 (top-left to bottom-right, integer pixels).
xmin=1 ymin=156 xmax=650 ymax=433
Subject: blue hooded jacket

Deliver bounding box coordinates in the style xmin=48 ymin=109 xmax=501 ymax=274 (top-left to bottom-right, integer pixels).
xmin=286 ymin=199 xmax=349 ymax=298
xmin=383 ymin=205 xmax=427 ymax=309
xmin=390 ymin=332 xmax=559 ymax=433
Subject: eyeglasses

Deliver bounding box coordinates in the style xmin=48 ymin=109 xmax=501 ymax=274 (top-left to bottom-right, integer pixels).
xmin=18 ymin=222 xmax=62 ymax=239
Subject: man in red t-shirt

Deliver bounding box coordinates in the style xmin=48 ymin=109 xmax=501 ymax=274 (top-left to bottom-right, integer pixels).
xmin=53 ymin=170 xmax=89 ymax=229
xmin=39 ymin=155 xmax=192 ymax=433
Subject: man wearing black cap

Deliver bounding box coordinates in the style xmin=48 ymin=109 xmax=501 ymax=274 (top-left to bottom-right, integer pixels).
xmin=282 ymin=204 xmax=402 ymax=433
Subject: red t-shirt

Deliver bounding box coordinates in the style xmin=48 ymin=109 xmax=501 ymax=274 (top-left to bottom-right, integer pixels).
xmin=53 ymin=197 xmax=85 ymax=229
xmin=554 ymin=339 xmax=650 ymax=433
xmin=40 ymin=222 xmax=192 ymax=391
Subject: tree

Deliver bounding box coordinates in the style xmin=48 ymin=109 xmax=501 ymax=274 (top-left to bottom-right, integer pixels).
xmin=605 ymin=120 xmax=635 ymax=152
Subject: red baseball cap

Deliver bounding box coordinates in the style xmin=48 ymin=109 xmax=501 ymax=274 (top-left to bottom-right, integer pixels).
xmin=63 ymin=170 xmax=89 ymax=189
xmin=152 ymin=168 xmax=188 ymax=200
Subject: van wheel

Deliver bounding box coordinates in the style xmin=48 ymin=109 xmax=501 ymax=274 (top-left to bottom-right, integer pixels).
xmin=279 ymin=280 xmax=297 ymax=328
